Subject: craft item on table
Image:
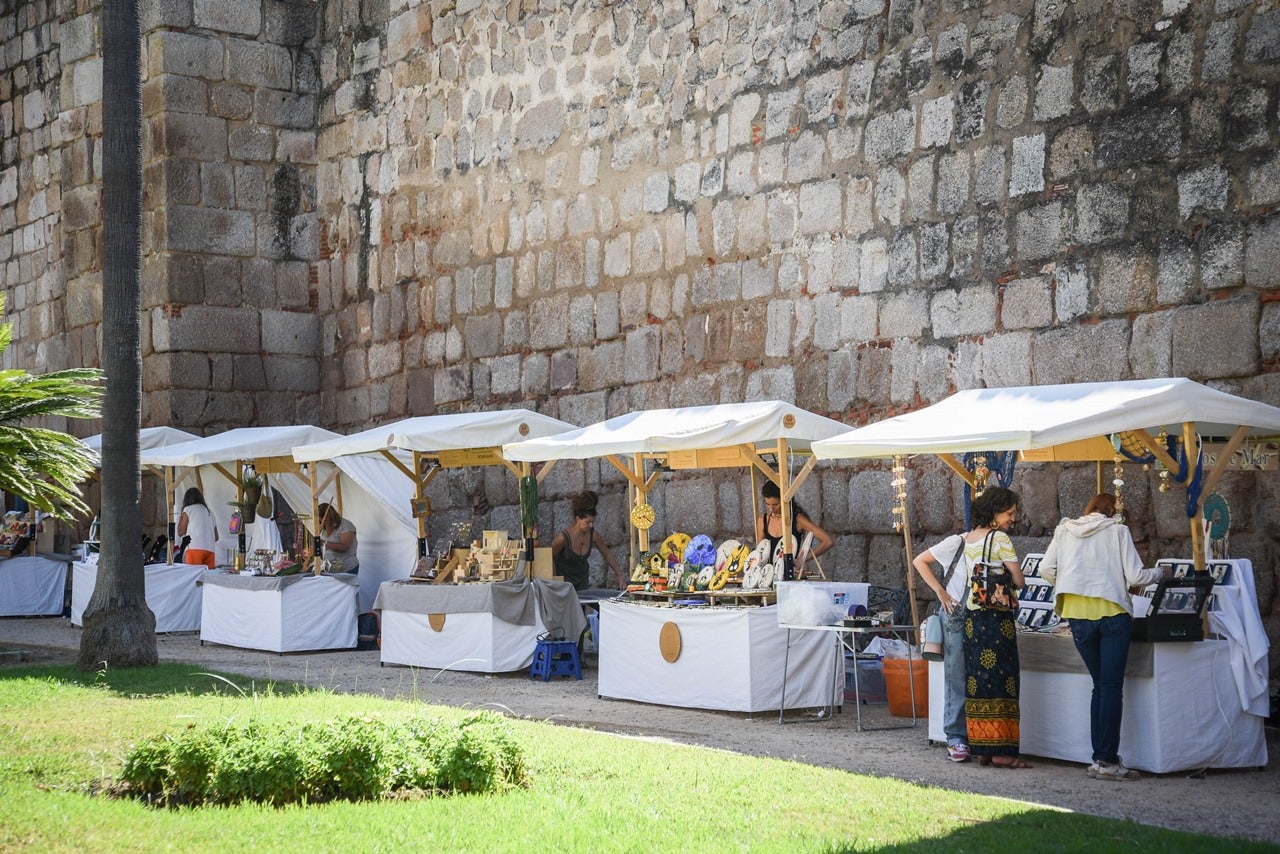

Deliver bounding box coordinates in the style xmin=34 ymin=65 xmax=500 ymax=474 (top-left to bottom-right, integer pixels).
xmin=741 ymin=539 xmax=772 ymax=590
xmin=683 ymin=534 xmax=717 ymax=568
xmin=659 ymin=532 xmax=691 ymax=564
xmin=630 ymin=501 xmax=656 ymax=530
xmin=709 ymin=568 xmax=730 ymax=590
xmin=696 ymin=564 xmax=716 ymax=589
xmin=714 ymin=539 xmax=743 ymax=571
xmin=667 ymin=564 xmax=686 ymax=592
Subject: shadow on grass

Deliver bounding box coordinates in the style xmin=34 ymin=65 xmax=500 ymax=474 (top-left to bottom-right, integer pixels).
xmin=0 ymin=661 xmax=309 ymax=698
xmin=821 ymin=807 xmax=1271 ymax=852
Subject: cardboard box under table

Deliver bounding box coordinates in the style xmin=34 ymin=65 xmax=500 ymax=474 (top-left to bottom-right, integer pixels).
xmin=0 ymin=554 xmax=68 ymax=616
xmin=373 ymin=577 xmax=586 ymax=673
xmin=198 ymin=571 xmax=358 ymax=653
xmin=72 ymin=561 xmax=206 ymax=632
xmin=598 ymin=601 xmax=838 ymax=713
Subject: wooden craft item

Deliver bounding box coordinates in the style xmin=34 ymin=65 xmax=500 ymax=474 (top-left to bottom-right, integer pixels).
xmin=427 ymin=613 xmax=446 ymax=632
xmin=658 ymin=621 xmax=682 ymax=663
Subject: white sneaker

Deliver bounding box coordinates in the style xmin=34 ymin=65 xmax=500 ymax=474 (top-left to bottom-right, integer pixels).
xmin=1094 ymin=761 xmax=1141 ymax=781
xmin=1086 ymin=762 xmax=1100 ymax=778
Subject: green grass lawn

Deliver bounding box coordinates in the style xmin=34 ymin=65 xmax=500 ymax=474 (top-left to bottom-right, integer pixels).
xmin=0 ymin=663 xmax=1266 ymax=852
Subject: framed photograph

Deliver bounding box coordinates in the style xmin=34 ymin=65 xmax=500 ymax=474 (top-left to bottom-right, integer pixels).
xmin=1021 ymin=554 xmax=1043 ymax=577
xmin=410 ymin=497 xmax=432 ymax=518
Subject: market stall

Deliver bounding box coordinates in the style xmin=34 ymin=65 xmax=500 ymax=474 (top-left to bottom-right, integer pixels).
xmin=813 ymin=377 xmax=1276 ymax=771
xmin=0 ymin=554 xmax=68 ymax=616
xmin=142 ymin=425 xmax=419 ymax=612
xmin=198 ymin=571 xmax=358 ymax=653
xmin=373 ymin=576 xmax=587 ymax=672
xmin=293 ymin=409 xmax=581 ymax=671
xmin=70 ymin=561 xmax=205 ymax=632
xmin=504 ymin=400 xmax=852 ymax=711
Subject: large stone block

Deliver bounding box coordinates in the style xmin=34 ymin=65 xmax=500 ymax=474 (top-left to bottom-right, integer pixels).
xmin=798 ymin=180 xmax=841 ymax=235
xmin=1033 ymin=63 xmax=1073 ymax=122
xmin=1031 ymin=319 xmax=1130 ymax=384
xmin=227 ymin=39 xmax=293 ymax=90
xmin=1074 ymin=183 xmax=1129 ymax=245
xmin=529 ymin=293 xmax=570 ymax=350
xmin=1014 ymin=200 xmax=1063 ymax=260
xmin=153 ymin=304 xmax=261 ymax=354
xmin=1000 ymin=276 xmax=1052 ymax=330
xmin=864 ymin=108 xmax=914 ymax=163
xmin=1095 ymin=247 xmax=1156 ymax=315
xmin=577 ymin=340 xmax=624 ymax=391
xmin=194 ymin=0 xmax=261 ymax=35
xmin=1009 ymin=133 xmax=1045 ymax=197
xmin=1095 ymin=106 xmax=1181 ymax=168
xmin=981 ymin=331 xmax=1032 ymax=388
xmin=167 ymin=205 xmax=255 ymax=255
xmin=931 ymin=286 xmax=998 ymax=339
xmin=1177 ymin=165 xmax=1229 ymax=219
xmin=157 ymin=30 xmax=225 ymax=79
xmin=261 ymin=309 xmax=317 ymax=355
xmin=1171 ymin=297 xmax=1260 ymax=379
xmin=1244 ymin=214 xmax=1280 ymax=287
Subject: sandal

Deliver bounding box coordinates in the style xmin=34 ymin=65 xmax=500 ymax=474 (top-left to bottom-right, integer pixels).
xmin=990 ymin=756 xmax=1034 ymax=769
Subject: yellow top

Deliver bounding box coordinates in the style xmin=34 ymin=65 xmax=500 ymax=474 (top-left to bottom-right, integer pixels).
xmin=1058 ymin=593 xmax=1125 ymax=620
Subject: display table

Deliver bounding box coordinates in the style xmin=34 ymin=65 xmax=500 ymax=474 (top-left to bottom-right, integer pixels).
xmin=927 ymin=632 xmax=1268 ymax=772
xmin=780 ymin=623 xmax=918 ymax=730
xmin=71 ymin=561 xmax=205 ymax=632
xmin=199 ymin=572 xmax=358 ymax=652
xmin=598 ymin=601 xmax=838 ymax=713
xmin=373 ymin=577 xmax=587 ymax=673
xmin=0 ymin=554 xmax=68 ymax=616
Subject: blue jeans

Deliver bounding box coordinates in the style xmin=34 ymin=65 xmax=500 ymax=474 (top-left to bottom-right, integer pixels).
xmin=1070 ymin=613 xmax=1132 ymax=765
xmin=942 ymin=603 xmax=967 ymax=743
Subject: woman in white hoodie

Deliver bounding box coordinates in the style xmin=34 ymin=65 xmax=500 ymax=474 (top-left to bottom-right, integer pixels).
xmin=1040 ymin=493 xmax=1167 ymax=782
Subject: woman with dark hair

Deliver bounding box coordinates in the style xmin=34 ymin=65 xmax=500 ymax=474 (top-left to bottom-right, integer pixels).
xmin=317 ymin=502 xmax=359 ymax=574
xmin=1041 ymin=493 xmax=1167 ymax=782
xmin=754 ymin=480 xmax=833 ymax=573
xmin=177 ymin=487 xmax=218 ymax=569
xmin=551 ymin=491 xmax=624 ymax=591
xmin=959 ymin=485 xmax=1030 ymax=768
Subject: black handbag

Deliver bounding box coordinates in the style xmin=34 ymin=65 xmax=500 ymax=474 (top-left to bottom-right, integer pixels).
xmin=968 ymin=531 xmax=1018 ymax=612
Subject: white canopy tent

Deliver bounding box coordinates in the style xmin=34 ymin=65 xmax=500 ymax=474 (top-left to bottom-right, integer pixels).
xmin=812 ymin=377 xmax=1280 ymax=568
xmin=143 ymin=425 xmax=418 ymax=613
xmin=292 ymin=409 xmax=579 ymax=572
xmin=80 ymin=426 xmax=200 ymax=461
xmin=503 ymin=400 xmax=851 ymax=569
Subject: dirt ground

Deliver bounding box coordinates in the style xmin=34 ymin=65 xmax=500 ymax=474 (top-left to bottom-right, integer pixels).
xmin=1 ymin=616 xmax=1277 ymax=844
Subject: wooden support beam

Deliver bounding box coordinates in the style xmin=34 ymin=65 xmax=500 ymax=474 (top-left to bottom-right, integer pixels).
xmin=497 ymin=456 xmax=522 ymax=478
xmin=743 ymin=446 xmax=780 ymax=486
xmin=781 ymin=456 xmax=817 ymax=503
xmin=777 ymin=439 xmax=794 ymax=563
xmin=936 ymin=454 xmax=977 ymax=487
xmin=378 ymin=449 xmax=416 ymax=482
xmin=535 ymin=459 xmax=557 ymax=483
xmin=1197 ymin=425 xmax=1249 ymax=508
xmin=164 ymin=467 xmax=175 ymax=565
xmin=606 ymin=454 xmax=647 ymax=491
xmin=211 ymin=462 xmax=238 ymax=486
xmin=1125 ymin=428 xmax=1182 ymax=477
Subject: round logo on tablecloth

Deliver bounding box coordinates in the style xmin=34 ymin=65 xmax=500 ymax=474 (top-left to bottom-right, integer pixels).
xmin=658 ymin=621 xmax=682 ymax=663
xmin=428 ymin=613 xmax=446 ymax=632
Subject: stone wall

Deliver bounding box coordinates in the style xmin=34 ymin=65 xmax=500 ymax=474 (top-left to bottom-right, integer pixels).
xmin=310 ymin=0 xmax=1279 ymax=629
xmin=1 ymin=1 xmax=1278 ymax=664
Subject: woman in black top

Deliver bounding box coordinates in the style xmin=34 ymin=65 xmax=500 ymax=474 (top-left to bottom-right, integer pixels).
xmin=551 ymin=491 xmax=624 ymax=591
xmin=754 ymin=480 xmax=834 ymax=572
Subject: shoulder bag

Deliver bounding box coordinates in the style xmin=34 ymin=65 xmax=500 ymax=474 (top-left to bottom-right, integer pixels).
xmin=969 ymin=531 xmax=1018 ymax=612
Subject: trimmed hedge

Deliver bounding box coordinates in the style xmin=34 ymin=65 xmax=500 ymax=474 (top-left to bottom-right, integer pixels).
xmin=119 ymin=711 xmax=528 ymax=806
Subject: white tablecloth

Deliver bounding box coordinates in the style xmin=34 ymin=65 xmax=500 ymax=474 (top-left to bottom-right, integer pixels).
xmin=598 ymin=602 xmax=838 ymax=713
xmin=71 ymin=562 xmax=205 ymax=632
xmin=0 ymin=554 xmax=68 ymax=616
xmin=927 ymin=636 xmax=1268 ymax=773
xmin=199 ymin=573 xmax=358 ymax=652
xmin=373 ymin=579 xmax=585 ymax=673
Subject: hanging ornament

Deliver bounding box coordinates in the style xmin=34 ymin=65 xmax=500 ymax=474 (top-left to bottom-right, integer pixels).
xmin=1156 ymin=428 xmax=1172 ymax=491
xmin=1112 ymin=453 xmax=1125 ymax=512
xmin=972 ymin=454 xmax=990 ymax=496
xmin=891 ymin=456 xmax=908 ymax=533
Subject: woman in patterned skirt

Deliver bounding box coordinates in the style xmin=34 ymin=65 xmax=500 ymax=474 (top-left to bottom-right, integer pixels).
xmin=962 ymin=486 xmax=1031 ymax=768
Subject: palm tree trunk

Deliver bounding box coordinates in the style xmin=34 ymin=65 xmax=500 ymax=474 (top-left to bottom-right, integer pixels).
xmin=79 ymin=0 xmax=157 ymax=669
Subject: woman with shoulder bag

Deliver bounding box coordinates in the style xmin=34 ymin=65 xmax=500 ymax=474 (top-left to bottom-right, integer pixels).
xmin=962 ymin=486 xmax=1029 ymax=768
xmin=913 ymin=526 xmax=974 ymax=763
xmin=1040 ymin=493 xmax=1167 ymax=782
